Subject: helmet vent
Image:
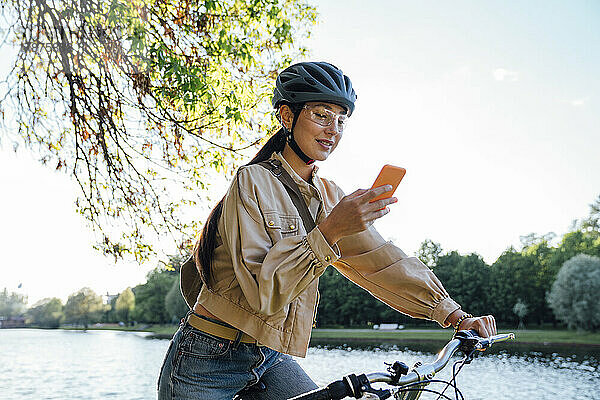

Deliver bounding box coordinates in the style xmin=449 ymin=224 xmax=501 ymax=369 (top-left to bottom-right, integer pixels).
xmin=303 ymin=64 xmax=335 ymax=91
xmin=323 ymin=66 xmax=344 ymax=89
xmin=280 ymin=76 xmax=294 ymax=83
xmin=287 ymin=82 xmax=320 ymax=93
xmin=304 ymin=77 xmax=317 ymax=86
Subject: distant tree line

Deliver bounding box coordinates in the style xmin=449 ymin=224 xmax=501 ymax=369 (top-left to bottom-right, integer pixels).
xmin=2 ymin=256 xmax=189 ymax=329
xmin=317 ymin=195 xmax=600 ymax=331
xmin=3 ymin=196 xmax=599 ymax=332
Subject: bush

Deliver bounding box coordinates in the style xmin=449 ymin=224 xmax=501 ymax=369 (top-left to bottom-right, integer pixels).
xmin=547 ymin=254 xmax=600 ymax=331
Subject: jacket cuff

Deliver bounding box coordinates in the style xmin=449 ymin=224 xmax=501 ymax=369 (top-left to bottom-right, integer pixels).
xmin=431 ymin=298 xmax=462 ymax=327
xmin=306 ymin=226 xmax=341 ymax=267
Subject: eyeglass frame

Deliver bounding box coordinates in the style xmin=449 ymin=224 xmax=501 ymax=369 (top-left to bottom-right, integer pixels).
xmin=301 ymin=103 xmax=349 ymax=132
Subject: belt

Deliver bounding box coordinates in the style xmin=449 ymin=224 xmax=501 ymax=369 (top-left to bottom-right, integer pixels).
xmin=187 ymin=313 xmax=256 ymax=344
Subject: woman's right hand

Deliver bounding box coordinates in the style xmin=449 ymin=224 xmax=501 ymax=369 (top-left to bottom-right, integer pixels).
xmin=318 ymin=185 xmax=398 ymax=246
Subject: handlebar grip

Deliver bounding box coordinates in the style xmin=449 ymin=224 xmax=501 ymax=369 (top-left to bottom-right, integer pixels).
xmin=288 ymin=380 xmax=351 ymax=400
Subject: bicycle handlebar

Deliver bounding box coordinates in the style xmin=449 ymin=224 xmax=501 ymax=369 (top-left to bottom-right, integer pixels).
xmin=289 ymin=330 xmax=515 ymax=400
xmin=369 ymin=331 xmax=515 ymax=386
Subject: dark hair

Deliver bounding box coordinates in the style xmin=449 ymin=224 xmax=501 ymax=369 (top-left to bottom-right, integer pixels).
xmin=194 ymin=111 xmax=300 ymax=286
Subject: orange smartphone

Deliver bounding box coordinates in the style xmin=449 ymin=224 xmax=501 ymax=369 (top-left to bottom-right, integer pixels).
xmin=369 ymin=164 xmax=406 ymax=203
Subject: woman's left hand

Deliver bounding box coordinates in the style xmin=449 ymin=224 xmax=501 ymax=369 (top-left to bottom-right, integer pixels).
xmin=459 ymin=315 xmax=497 ymax=338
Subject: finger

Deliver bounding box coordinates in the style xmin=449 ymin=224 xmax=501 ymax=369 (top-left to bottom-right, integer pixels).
xmin=364 ymin=206 xmax=391 ymax=223
xmin=474 ymin=321 xmax=488 ymax=338
xmin=367 ymin=197 xmax=398 ymax=212
xmin=360 ymin=185 xmax=393 ymax=202
xmin=481 ymin=319 xmax=492 ymax=338
xmin=488 ymin=315 xmax=497 ymax=336
xmin=348 ymin=188 xmax=369 ymax=198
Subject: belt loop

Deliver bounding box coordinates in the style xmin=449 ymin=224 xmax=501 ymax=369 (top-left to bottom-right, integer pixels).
xmin=231 ymin=330 xmax=243 ymax=350
xmin=182 ymin=310 xmax=193 ymax=325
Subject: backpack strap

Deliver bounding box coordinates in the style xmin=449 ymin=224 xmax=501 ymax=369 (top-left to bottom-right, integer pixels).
xmin=258 ymin=159 xmax=316 ymax=233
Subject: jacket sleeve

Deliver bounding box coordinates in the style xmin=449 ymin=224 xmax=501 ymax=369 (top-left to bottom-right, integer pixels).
xmin=328 ymin=185 xmax=461 ymax=327
xmin=219 ymin=168 xmax=341 ymax=316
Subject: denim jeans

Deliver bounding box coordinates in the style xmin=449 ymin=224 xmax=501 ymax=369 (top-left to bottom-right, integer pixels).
xmin=157 ymin=321 xmax=318 ymax=400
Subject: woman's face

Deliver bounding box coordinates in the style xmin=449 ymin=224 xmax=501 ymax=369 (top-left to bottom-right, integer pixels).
xmin=282 ymin=102 xmax=348 ymax=161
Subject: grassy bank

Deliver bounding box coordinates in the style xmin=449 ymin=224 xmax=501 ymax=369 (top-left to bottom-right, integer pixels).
xmin=310 ymin=329 xmax=600 ymax=346
xmin=140 ymin=325 xmax=600 ymax=346
xmin=46 ymin=324 xmax=600 ymax=346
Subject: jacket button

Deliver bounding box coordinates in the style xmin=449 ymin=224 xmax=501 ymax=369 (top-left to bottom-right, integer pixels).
xmin=268 ymin=220 xmax=275 ymax=226
xmin=324 ymin=255 xmax=331 ymax=262
xmin=289 ymin=224 xmax=296 ymax=230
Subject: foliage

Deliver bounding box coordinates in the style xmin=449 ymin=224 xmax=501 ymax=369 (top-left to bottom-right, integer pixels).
xmin=115 ymin=287 xmax=135 ymax=323
xmin=1 ymin=0 xmax=317 ymax=262
xmin=416 ymin=239 xmax=442 ymax=268
xmin=132 ymin=267 xmax=178 ymax=323
xmin=64 ymin=287 xmax=107 ymax=328
xmin=27 ymin=297 xmax=64 ymax=328
xmin=103 ymin=294 xmax=120 ymax=323
xmin=513 ymin=299 xmax=528 ymax=329
xmin=581 ymin=195 xmax=600 ymax=231
xmin=165 ymin=276 xmax=189 ymax=323
xmin=488 ymin=249 xmax=546 ymax=324
xmin=0 ymin=288 xmax=27 ymax=318
xmin=317 ymin=268 xmax=419 ymax=328
xmin=547 ymin=254 xmax=600 ymax=331
xmin=512 ymin=299 xmax=528 ymax=319
xmin=433 ymin=251 xmax=491 ymax=317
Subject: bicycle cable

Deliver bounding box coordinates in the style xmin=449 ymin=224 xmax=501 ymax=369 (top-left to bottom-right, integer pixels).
xmin=397 ymin=379 xmax=464 ymax=400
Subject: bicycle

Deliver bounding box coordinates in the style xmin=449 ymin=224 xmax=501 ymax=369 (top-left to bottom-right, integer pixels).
xmin=289 ymin=330 xmax=515 ymax=400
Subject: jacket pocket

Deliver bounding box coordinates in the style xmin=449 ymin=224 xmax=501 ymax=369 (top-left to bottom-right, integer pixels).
xmin=263 ymin=212 xmax=301 ymax=241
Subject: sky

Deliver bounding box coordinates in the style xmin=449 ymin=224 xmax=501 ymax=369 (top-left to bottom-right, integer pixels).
xmin=1 ymin=1 xmax=599 ymax=305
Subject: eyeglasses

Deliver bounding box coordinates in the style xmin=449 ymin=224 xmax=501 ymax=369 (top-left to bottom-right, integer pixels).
xmin=302 ymin=104 xmax=349 ymax=132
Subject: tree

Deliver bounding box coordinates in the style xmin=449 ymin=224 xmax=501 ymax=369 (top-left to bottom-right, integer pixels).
xmin=64 ymin=287 xmax=106 ymax=328
xmin=550 ymin=230 xmax=600 ymax=269
xmin=165 ymin=277 xmax=189 ymax=323
xmin=132 ymin=267 xmax=178 ymax=323
xmin=27 ymin=297 xmax=64 ymax=328
xmin=0 ymin=288 xmax=27 ymax=318
xmin=434 ymin=251 xmax=491 ymax=317
xmin=512 ymin=299 xmax=528 ymax=330
xmin=581 ymin=194 xmax=600 ymax=231
xmin=416 ymin=239 xmax=442 ymax=268
xmin=1 ymin=0 xmax=317 ymax=262
xmin=115 ymin=287 xmax=135 ymax=323
xmin=547 ymin=254 xmax=600 ymax=331
xmin=488 ymin=250 xmax=540 ymax=324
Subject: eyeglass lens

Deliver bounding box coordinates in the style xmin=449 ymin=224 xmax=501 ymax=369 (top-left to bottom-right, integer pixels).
xmin=305 ymin=105 xmax=348 ymax=131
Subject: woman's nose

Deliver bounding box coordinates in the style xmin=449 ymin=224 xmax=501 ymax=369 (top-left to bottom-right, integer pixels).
xmin=324 ymin=120 xmax=342 ymax=135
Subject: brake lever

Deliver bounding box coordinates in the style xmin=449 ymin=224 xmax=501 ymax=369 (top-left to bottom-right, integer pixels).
xmin=346 ymin=374 xmax=392 ymax=399
xmin=455 ymin=330 xmax=516 ymax=354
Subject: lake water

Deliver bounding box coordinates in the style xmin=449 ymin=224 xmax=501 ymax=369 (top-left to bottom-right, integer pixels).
xmin=0 ymin=329 xmax=598 ymax=399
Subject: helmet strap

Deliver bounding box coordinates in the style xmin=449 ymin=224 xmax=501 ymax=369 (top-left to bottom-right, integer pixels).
xmin=284 ymin=106 xmax=315 ymax=165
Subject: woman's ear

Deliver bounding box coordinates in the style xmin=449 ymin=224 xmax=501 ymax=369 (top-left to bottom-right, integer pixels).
xmin=279 ymin=104 xmax=294 ymax=131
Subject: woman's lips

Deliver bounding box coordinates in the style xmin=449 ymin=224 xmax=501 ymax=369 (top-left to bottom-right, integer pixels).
xmin=316 ymin=139 xmax=334 ymax=149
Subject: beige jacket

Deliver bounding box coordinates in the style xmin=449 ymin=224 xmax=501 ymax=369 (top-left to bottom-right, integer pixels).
xmin=195 ymin=152 xmax=461 ymax=357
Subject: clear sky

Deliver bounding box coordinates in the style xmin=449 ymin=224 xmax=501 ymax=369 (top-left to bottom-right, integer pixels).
xmin=1 ymin=1 xmax=599 ymax=305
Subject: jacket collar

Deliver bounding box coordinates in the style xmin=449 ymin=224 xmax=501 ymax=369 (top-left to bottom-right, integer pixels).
xmin=271 ymin=152 xmax=322 ymax=200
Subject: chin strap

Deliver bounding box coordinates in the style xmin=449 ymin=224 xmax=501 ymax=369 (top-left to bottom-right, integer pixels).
xmin=284 ymin=108 xmax=315 ymax=165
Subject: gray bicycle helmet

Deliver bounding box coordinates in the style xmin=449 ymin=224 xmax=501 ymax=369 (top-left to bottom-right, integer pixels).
xmin=272 ymin=61 xmax=357 ymax=115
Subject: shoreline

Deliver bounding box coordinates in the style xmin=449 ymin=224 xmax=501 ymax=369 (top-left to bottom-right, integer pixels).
xmin=11 ymin=326 xmax=600 ymax=348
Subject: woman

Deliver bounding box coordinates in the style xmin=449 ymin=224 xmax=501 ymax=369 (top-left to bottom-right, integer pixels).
xmin=158 ymin=61 xmax=496 ymax=400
